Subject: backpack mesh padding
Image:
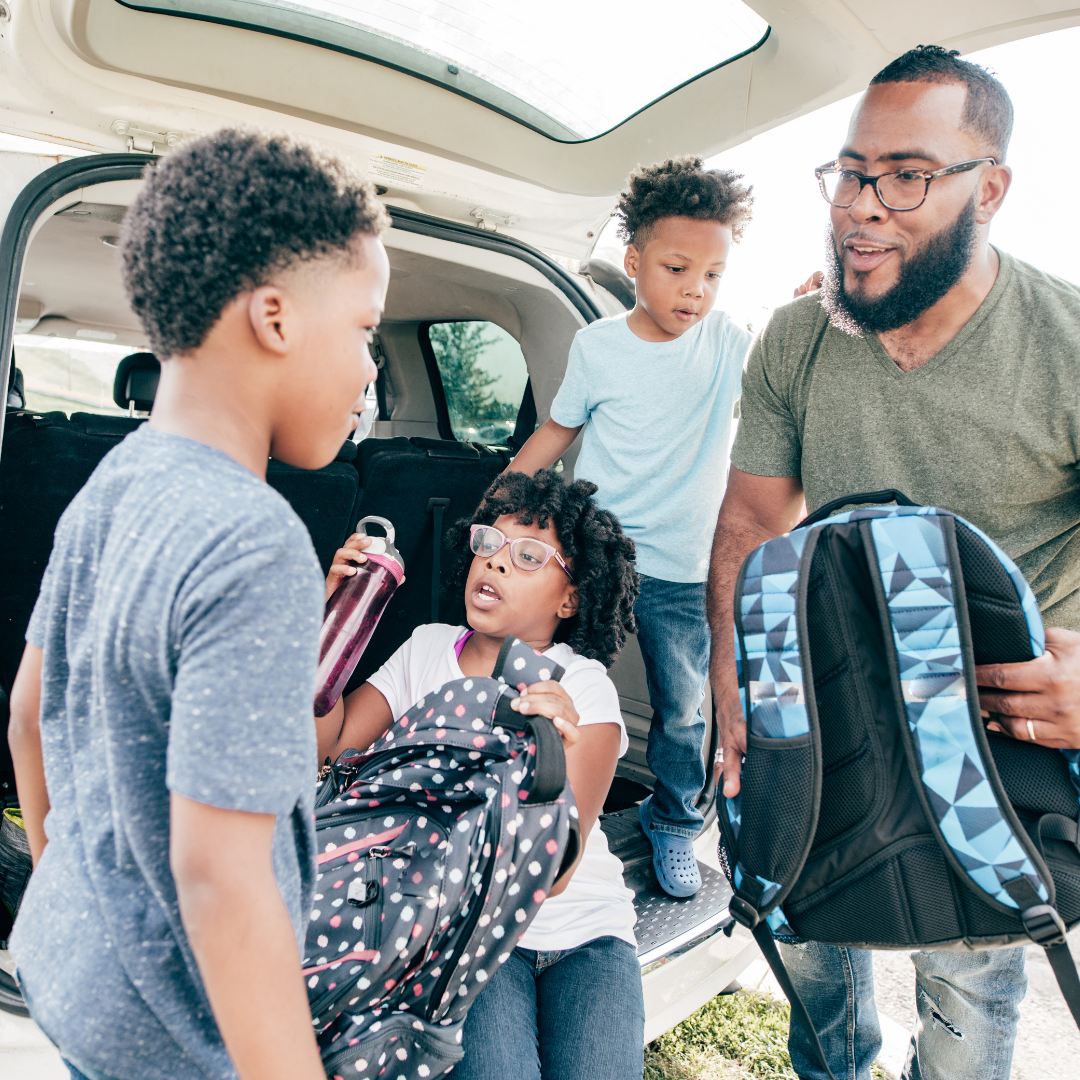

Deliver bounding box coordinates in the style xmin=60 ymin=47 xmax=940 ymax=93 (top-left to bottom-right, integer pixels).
xmin=954 ymin=521 xmax=1034 ymax=666
xmin=987 ymin=733 xmax=1079 ymax=819
xmin=737 ymin=734 xmax=814 ymax=884
xmin=1044 ymin=854 xmax=1080 ymax=921
xmin=805 ymin=527 xmax=891 ymax=848
xmin=791 ymin=841 xmax=963 ymax=946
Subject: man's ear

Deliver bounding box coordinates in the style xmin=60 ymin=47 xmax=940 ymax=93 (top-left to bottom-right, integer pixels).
xmin=246 ymin=284 xmax=293 ymax=356
xmin=976 ymin=163 xmax=1012 ymax=225
xmin=558 ymin=586 xmax=580 ymax=621
xmin=623 ymin=244 xmax=641 ymax=280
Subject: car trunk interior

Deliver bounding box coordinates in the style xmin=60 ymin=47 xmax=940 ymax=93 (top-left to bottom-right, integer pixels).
xmin=0 ymin=166 xmax=727 ymax=986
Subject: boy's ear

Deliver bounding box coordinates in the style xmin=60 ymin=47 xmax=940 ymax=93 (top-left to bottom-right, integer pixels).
xmin=623 ymin=244 xmax=641 ymax=280
xmin=246 ymin=284 xmax=294 ymax=357
xmin=557 ymin=585 xmax=579 ymax=621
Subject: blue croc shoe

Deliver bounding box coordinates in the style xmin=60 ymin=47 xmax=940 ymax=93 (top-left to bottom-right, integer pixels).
xmin=639 ymin=795 xmax=701 ymax=898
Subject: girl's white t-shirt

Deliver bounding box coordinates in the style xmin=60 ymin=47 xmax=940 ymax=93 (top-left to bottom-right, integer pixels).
xmin=367 ymin=623 xmax=638 ymax=952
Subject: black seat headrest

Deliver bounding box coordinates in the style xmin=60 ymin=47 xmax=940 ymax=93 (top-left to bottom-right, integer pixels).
xmin=113 ymin=352 xmax=160 ymax=411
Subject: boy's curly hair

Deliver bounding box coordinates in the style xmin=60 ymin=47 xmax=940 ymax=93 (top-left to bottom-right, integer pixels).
xmin=121 ymin=128 xmax=390 ymax=358
xmin=614 ymin=155 xmax=753 ymax=247
xmin=443 ymin=469 xmax=639 ymax=668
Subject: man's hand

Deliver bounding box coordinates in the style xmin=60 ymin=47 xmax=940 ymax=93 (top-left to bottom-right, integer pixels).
xmin=511 ymin=680 xmax=580 ymax=749
xmin=976 ymin=626 xmax=1080 ymax=748
xmin=707 ymin=470 xmax=805 ymax=798
xmin=793 ymin=271 xmax=824 ymax=299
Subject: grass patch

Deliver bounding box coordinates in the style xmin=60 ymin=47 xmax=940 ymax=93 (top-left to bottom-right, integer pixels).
xmin=645 ymin=989 xmax=890 ymax=1080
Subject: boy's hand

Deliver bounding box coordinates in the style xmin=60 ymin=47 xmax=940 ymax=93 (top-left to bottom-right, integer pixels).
xmin=793 ymin=271 xmax=824 ymax=299
xmin=510 ymin=680 xmax=580 ymax=749
xmin=326 ymin=532 xmax=373 ymax=601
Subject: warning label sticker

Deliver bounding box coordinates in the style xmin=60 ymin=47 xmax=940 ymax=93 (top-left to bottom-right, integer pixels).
xmin=368 ymin=155 xmax=427 ymax=190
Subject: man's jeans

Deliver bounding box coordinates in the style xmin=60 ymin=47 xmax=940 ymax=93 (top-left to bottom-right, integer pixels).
xmin=779 ymin=940 xmax=1027 ymax=1080
xmin=454 ymin=937 xmax=645 ymax=1080
xmin=634 ymin=575 xmax=710 ymax=837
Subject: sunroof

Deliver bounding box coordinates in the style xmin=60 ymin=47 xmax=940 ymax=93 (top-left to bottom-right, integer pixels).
xmin=127 ymin=0 xmax=770 ymax=141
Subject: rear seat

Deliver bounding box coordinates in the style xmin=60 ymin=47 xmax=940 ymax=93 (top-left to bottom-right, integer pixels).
xmin=344 ymin=437 xmax=509 ymax=688
xmin=0 ymin=357 xmax=508 ymax=701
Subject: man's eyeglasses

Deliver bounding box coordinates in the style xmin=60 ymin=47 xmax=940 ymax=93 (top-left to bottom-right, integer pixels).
xmin=469 ymin=524 xmax=574 ymax=581
xmin=815 ymin=157 xmax=996 ymax=212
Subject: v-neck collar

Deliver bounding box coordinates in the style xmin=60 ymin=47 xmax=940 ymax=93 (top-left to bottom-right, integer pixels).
xmin=863 ymin=248 xmax=1014 ymax=381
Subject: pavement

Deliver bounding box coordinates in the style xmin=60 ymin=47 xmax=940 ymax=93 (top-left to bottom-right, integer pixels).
xmin=742 ymin=926 xmax=1080 ymax=1080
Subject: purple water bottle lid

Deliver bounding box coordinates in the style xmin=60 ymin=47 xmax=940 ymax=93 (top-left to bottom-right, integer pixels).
xmin=357 ymin=516 xmax=405 ymax=585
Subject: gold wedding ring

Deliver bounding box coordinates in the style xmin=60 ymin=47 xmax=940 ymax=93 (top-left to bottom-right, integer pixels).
xmin=1026 ymin=719 xmax=1037 ymax=742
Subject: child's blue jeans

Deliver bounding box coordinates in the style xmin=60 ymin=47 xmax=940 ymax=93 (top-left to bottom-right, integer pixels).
xmin=634 ymin=574 xmax=710 ymax=838
xmin=453 ymin=936 xmax=644 ymax=1080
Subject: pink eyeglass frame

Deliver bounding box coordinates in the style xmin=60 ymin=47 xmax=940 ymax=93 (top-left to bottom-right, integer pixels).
xmin=469 ymin=524 xmax=574 ymax=582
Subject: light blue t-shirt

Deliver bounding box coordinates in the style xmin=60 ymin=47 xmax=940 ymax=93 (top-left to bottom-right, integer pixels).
xmin=13 ymin=426 xmax=323 ymax=1080
xmin=550 ymin=310 xmax=752 ymax=582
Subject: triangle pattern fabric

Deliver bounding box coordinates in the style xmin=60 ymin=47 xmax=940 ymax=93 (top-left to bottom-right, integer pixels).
xmin=868 ymin=514 xmax=1048 ymax=909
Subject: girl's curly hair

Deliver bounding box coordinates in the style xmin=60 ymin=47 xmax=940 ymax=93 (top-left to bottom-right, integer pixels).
xmin=443 ymin=469 xmax=639 ymax=668
xmin=614 ymin=155 xmax=753 ymax=247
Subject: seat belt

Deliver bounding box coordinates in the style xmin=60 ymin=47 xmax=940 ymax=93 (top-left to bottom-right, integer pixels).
xmin=426 ymin=497 xmax=451 ymax=623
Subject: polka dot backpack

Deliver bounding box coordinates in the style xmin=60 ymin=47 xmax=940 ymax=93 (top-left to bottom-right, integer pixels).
xmin=305 ymin=636 xmax=581 ymax=1079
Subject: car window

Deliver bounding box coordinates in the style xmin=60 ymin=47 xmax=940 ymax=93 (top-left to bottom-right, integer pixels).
xmin=425 ymin=321 xmax=528 ymax=445
xmin=136 ymin=1 xmax=768 ymax=141
xmin=14 ymin=335 xmax=136 ymax=416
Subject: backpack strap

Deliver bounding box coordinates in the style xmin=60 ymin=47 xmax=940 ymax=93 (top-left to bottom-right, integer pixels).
xmin=1003 ymin=875 xmax=1080 ymax=1030
xmin=861 ymin=511 xmax=1056 ymax=913
xmin=493 ymin=635 xmax=565 ymax=688
xmin=492 ymin=637 xmax=570 ymax=807
xmin=726 ymin=526 xmax=824 ymax=932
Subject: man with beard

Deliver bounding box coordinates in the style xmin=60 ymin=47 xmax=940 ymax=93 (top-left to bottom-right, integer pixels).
xmin=707 ymin=45 xmax=1080 ymax=1080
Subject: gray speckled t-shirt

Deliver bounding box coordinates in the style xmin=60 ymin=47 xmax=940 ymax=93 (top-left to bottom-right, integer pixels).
xmin=11 ymin=426 xmax=323 ymax=1080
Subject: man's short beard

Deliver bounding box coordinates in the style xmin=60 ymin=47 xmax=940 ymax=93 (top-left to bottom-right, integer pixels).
xmin=820 ymin=197 xmax=979 ymax=336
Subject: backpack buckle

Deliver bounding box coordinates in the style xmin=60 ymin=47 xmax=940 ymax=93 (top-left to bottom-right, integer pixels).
xmin=728 ymin=895 xmax=761 ymax=930
xmin=1020 ymin=904 xmax=1067 ymax=947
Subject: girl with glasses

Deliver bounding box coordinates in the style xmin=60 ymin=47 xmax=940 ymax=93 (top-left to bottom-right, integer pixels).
xmin=315 ymin=468 xmax=643 ymax=1080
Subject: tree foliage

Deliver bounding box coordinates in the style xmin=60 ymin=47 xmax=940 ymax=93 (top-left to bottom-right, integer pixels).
xmin=428 ymin=322 xmax=517 ymax=437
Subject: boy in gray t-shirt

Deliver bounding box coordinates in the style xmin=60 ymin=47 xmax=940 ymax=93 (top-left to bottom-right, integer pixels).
xmin=7 ymin=131 xmax=389 ymax=1080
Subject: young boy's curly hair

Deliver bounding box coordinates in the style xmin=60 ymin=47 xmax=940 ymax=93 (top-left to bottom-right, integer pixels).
xmin=121 ymin=128 xmax=390 ymax=359
xmin=443 ymin=469 xmax=639 ymax=668
xmin=614 ymin=155 xmax=753 ymax=248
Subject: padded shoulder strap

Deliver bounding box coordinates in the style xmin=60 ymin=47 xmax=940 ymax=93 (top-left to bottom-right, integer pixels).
xmin=726 ymin=526 xmax=823 ymax=927
xmin=862 ymin=512 xmax=1053 ymax=911
xmin=493 ymin=636 xmax=565 ymax=687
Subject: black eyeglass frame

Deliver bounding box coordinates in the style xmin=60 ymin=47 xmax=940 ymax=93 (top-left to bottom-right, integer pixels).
xmin=814 ymin=157 xmax=997 ymax=211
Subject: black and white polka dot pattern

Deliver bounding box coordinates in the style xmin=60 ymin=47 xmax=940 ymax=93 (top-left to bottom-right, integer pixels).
xmin=304 ymin=638 xmax=578 ymax=1078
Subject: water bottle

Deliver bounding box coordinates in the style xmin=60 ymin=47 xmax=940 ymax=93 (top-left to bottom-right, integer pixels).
xmin=313 ymin=516 xmax=404 ymax=717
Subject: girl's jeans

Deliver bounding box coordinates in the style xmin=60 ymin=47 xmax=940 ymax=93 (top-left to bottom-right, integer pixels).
xmin=634 ymin=575 xmax=710 ymax=838
xmin=779 ymin=940 xmax=1027 ymax=1080
xmin=454 ymin=936 xmax=645 ymax=1080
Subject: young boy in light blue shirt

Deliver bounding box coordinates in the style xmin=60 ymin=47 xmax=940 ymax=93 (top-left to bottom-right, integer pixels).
xmin=508 ymin=156 xmax=753 ymax=896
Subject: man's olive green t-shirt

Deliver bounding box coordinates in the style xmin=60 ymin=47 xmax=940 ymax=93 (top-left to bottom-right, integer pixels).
xmin=731 ymin=251 xmax=1080 ymax=631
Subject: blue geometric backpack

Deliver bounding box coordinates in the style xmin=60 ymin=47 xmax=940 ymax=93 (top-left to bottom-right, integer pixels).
xmin=305 ymin=636 xmax=580 ymax=1079
xmin=720 ymin=490 xmax=1080 ymax=1080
